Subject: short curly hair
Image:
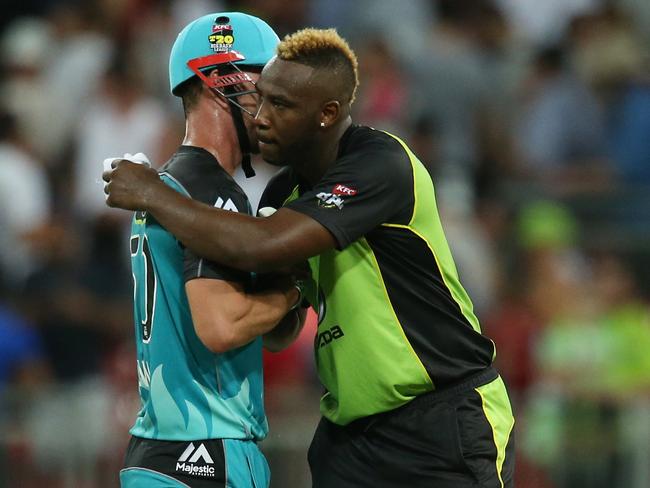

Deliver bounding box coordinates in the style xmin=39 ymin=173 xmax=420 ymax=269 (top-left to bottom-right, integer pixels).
xmin=277 ymin=28 xmax=359 ymax=104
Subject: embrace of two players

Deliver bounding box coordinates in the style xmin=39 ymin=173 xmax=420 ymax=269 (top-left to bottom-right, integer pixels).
xmin=103 ymin=11 xmax=515 ymax=488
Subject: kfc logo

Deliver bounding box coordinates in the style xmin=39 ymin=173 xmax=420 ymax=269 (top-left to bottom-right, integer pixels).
xmin=332 ymin=184 xmax=357 ymax=196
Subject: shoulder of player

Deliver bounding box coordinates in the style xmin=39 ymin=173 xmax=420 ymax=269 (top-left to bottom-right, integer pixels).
xmin=161 ymin=154 xmax=249 ymax=212
xmin=338 ymin=126 xmax=412 ymax=180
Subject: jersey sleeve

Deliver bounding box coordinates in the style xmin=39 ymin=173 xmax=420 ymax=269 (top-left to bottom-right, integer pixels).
xmin=182 ymin=185 xmax=252 ymax=284
xmin=285 ymin=138 xmax=414 ymax=249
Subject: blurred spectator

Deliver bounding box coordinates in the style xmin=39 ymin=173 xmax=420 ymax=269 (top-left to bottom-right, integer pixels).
xmin=407 ymin=115 xmax=440 ymax=174
xmin=0 ymin=0 xmax=112 ymax=165
xmin=502 ymin=201 xmax=589 ymax=487
xmin=72 ymin=49 xmax=174 ymax=221
xmin=592 ymin=253 xmax=650 ymax=488
xmin=16 ymin=216 xmax=131 ymax=486
xmin=28 ymin=2 xmax=112 ymax=165
xmin=0 ymin=111 xmax=51 ymax=287
xmin=408 ymin=0 xmax=516 ymax=196
xmin=353 ymin=37 xmax=409 ymax=134
xmin=568 ymin=7 xmax=645 ymax=98
xmin=234 ymin=0 xmax=309 ymax=37
xmin=523 ymin=245 xmax=650 ymax=487
xmin=20 ymin=221 xmax=124 ymax=382
xmin=513 ymin=45 xmax=613 ymax=195
xmin=0 ymin=293 xmax=49 ymax=488
xmin=618 ymin=0 xmax=650 ymax=46
xmin=0 ymin=301 xmax=46 ymax=395
xmin=485 ymin=201 xmax=583 ymax=400
xmin=609 ymin=81 xmax=650 ymax=183
xmin=490 ymin=197 xmax=650 ymax=488
xmin=565 ymin=7 xmax=650 ymax=185
xmin=496 ymin=0 xmax=600 ymax=45
xmin=310 ymin=0 xmax=433 ymax=65
xmin=0 ymin=17 xmax=53 ymax=163
xmin=410 ymin=0 xmax=484 ymax=184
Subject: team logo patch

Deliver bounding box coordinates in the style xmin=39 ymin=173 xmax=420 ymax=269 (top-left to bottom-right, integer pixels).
xmin=316 ymin=183 xmax=357 ymax=209
xmin=209 ymin=16 xmax=235 ymax=52
xmin=214 ymin=196 xmax=239 ymax=212
xmin=176 ymin=442 xmax=216 ymax=478
xmin=316 ymin=192 xmax=345 ymax=209
xmin=332 ymin=184 xmax=357 ymax=196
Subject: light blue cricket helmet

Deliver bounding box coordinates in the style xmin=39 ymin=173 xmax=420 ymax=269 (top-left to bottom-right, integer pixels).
xmin=169 ymin=12 xmax=279 ymax=96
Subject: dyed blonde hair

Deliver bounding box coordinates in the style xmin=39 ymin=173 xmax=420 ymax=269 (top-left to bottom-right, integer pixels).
xmin=277 ymin=28 xmax=359 ymax=103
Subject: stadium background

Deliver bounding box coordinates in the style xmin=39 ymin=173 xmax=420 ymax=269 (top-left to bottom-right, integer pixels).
xmin=1 ymin=0 xmax=649 ymax=486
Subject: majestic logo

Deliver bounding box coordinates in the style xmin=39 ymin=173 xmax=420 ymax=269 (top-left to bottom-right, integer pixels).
xmin=209 ymin=16 xmax=235 ymax=52
xmin=176 ymin=443 xmax=215 ymax=478
xmin=214 ymin=197 xmax=239 ymax=212
xmin=315 ymin=325 xmax=345 ymax=349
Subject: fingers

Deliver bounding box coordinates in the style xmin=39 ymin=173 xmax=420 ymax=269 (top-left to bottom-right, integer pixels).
xmin=101 ymin=159 xmax=159 ymax=211
xmin=102 ymin=159 xmax=141 ymax=186
xmin=104 ymin=185 xmax=117 ymax=208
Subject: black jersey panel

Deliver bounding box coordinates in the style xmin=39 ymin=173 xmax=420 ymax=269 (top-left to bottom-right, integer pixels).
xmin=367 ymin=226 xmax=494 ymax=386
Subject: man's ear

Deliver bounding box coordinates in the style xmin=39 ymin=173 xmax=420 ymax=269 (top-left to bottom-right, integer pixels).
xmin=319 ymin=100 xmax=341 ymax=129
xmin=203 ymin=71 xmax=230 ymax=110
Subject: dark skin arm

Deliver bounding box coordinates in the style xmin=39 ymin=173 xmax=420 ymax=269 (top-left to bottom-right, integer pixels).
xmin=104 ymin=160 xmax=336 ymax=272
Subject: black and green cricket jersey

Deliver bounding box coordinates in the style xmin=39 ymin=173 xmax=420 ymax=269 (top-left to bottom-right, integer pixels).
xmin=259 ymin=125 xmax=496 ymax=426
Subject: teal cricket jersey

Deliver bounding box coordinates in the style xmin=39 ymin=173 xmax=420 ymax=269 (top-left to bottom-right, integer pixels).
xmin=129 ymin=146 xmax=267 ymax=441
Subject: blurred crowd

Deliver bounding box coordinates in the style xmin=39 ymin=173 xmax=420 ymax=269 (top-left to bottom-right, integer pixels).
xmin=1 ymin=0 xmax=649 ymax=487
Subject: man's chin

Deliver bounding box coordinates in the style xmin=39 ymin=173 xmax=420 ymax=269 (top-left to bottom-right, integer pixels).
xmin=261 ymin=155 xmax=290 ymax=167
xmin=259 ymin=147 xmax=288 ymax=167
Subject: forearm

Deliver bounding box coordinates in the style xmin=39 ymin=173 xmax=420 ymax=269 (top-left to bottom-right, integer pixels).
xmin=106 ymin=161 xmax=333 ymax=270
xmin=145 ymin=185 xmax=270 ymax=270
xmin=188 ymin=277 xmax=300 ymax=353
xmin=146 ymin=184 xmax=317 ymax=272
xmin=230 ymin=285 xmax=301 ymax=346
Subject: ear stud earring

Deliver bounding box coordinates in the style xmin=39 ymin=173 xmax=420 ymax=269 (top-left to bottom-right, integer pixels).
xmin=320 ymin=122 xmax=325 ymax=127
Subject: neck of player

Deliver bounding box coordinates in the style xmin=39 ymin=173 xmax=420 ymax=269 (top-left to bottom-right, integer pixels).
xmin=182 ymin=99 xmax=242 ymax=176
xmin=298 ymin=116 xmax=352 ymax=187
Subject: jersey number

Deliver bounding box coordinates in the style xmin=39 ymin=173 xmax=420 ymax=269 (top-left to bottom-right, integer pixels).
xmin=131 ymin=234 xmax=157 ymax=343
